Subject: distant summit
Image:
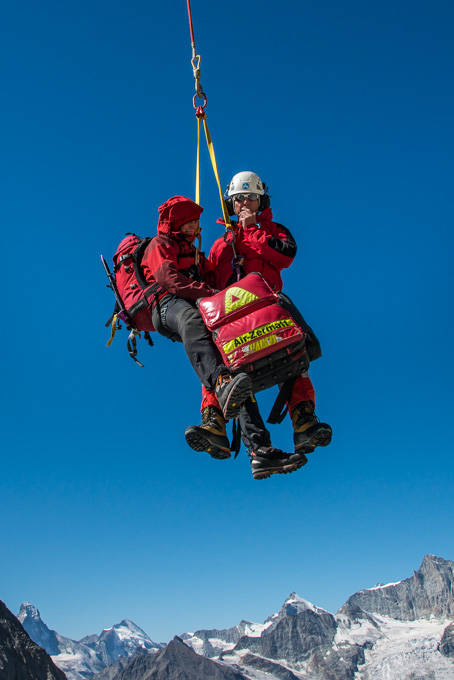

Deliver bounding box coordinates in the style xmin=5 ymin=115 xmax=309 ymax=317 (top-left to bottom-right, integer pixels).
xmin=16 ymin=603 xmax=163 ymax=680
xmin=345 ymin=554 xmax=454 ymax=620
xmin=80 ymin=618 xmax=162 ymax=666
xmin=0 ymin=599 xmax=66 ymax=680
xmin=17 ymin=602 xmax=61 ymax=656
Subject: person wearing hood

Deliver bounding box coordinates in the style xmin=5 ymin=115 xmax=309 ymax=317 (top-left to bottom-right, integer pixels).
xmin=141 ymin=195 xmax=252 ymax=422
xmin=184 ymin=172 xmax=332 ymax=480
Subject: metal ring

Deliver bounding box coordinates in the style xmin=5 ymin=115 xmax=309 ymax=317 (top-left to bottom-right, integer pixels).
xmin=193 ymin=91 xmax=207 ymax=109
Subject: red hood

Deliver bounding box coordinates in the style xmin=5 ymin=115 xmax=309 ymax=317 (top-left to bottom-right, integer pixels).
xmin=157 ymin=196 xmax=203 ymax=236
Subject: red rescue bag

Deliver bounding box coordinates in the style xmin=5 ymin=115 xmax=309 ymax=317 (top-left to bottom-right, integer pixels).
xmin=198 ymin=273 xmax=309 ymax=394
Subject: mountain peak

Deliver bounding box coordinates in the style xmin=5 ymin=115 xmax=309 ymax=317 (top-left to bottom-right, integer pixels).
xmin=420 ymin=553 xmax=453 ymax=572
xmin=1 ymin=599 xmax=66 ymax=680
xmin=344 ymin=554 xmax=454 ymax=621
xmin=116 ymin=635 xmax=248 ymax=679
xmin=17 ymin=601 xmax=42 ymax=623
xmin=283 ymin=592 xmax=326 ymax=612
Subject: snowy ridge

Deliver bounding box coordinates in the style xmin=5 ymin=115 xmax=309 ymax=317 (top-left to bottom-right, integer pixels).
xmin=366 ymin=580 xmax=403 ymax=591
xmin=17 ymin=605 xmax=164 ymax=680
xmin=179 ymin=555 xmax=454 ymax=680
xmin=13 ymin=554 xmax=454 ymax=680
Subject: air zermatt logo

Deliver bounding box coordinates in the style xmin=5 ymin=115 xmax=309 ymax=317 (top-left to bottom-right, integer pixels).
xmin=224 ymin=286 xmax=259 ymax=315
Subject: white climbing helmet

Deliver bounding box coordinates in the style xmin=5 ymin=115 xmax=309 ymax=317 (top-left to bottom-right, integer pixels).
xmin=227 ymin=171 xmax=266 ymax=197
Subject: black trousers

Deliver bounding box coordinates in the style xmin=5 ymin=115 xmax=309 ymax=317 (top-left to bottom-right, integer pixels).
xmin=152 ymin=297 xmax=225 ymax=391
xmin=237 ymin=398 xmax=272 ymax=451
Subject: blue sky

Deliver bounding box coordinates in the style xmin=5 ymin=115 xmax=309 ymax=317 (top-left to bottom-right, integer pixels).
xmin=1 ymin=0 xmax=453 ymax=644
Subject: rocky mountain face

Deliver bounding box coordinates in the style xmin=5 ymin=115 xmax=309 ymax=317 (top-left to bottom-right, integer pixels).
xmin=220 ymin=607 xmax=366 ymax=680
xmin=7 ymin=554 xmax=454 ymax=680
xmin=345 ymin=553 xmax=454 ymax=621
xmin=16 ymin=603 xmax=163 ymax=680
xmin=0 ymin=598 xmax=67 ymax=680
xmin=86 ymin=648 xmax=149 ymax=680
xmin=439 ymin=621 xmax=454 ymax=659
xmin=93 ymin=636 xmax=248 ymax=680
xmin=182 ymin=555 xmax=454 ymax=680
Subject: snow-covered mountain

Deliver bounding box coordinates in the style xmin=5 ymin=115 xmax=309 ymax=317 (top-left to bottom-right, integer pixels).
xmin=80 ymin=618 xmax=162 ymax=666
xmin=181 ymin=554 xmax=454 ymax=680
xmin=17 ymin=602 xmax=164 ymax=680
xmin=11 ymin=554 xmax=454 ymax=680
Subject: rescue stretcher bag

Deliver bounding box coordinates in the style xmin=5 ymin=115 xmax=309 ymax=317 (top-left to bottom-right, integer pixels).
xmin=198 ymin=273 xmax=309 ymax=394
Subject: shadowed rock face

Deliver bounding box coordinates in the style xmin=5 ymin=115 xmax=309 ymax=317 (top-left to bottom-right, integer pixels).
xmin=0 ymin=599 xmax=67 ymax=680
xmin=233 ymin=609 xmax=365 ymax=680
xmin=90 ymin=648 xmax=149 ymax=680
xmin=105 ymin=636 xmax=248 ymax=680
xmin=240 ymin=653 xmax=300 ymax=680
xmin=438 ymin=622 xmax=454 ymax=658
xmin=345 ymin=555 xmax=454 ymax=621
xmin=234 ymin=609 xmax=338 ymax=663
xmin=181 ymin=620 xmax=257 ymax=658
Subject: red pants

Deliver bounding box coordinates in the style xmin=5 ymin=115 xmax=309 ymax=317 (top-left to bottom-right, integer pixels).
xmin=201 ymin=373 xmax=315 ymax=419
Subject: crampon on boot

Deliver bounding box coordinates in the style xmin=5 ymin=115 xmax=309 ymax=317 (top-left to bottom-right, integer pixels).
xmin=249 ymin=446 xmax=308 ymax=480
xmin=185 ymin=406 xmax=231 ymax=460
xmin=292 ymin=400 xmax=332 ymax=453
xmin=215 ymin=370 xmax=253 ymax=420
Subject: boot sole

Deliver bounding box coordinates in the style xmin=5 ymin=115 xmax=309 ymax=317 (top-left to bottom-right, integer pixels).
xmin=185 ymin=429 xmax=231 ymax=460
xmin=252 ymin=454 xmax=308 ymax=480
xmin=294 ymin=426 xmax=332 ymax=454
xmin=220 ymin=375 xmax=253 ymax=420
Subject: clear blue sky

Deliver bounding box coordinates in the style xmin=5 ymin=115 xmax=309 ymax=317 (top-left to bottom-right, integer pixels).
xmin=1 ymin=0 xmax=453 ymax=644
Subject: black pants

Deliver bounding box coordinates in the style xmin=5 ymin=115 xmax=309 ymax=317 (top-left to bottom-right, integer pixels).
xmin=237 ymin=398 xmax=272 ymax=451
xmin=152 ymin=297 xmax=225 ymax=391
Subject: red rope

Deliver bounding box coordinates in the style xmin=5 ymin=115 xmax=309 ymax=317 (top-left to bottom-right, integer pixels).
xmin=186 ymin=0 xmax=196 ymax=48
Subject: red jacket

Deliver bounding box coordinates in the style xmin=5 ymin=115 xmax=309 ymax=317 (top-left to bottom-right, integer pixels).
xmin=208 ymin=208 xmax=297 ymax=291
xmin=142 ymin=196 xmax=216 ymax=303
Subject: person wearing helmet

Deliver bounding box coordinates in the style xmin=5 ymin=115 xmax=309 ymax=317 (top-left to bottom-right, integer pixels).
xmin=141 ymin=195 xmax=253 ymax=421
xmin=184 ymin=173 xmax=332 ymax=479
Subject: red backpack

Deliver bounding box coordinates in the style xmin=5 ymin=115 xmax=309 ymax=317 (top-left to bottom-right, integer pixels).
xmin=102 ymin=234 xmax=159 ymax=366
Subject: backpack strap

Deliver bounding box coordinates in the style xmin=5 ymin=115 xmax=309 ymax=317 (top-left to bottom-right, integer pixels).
xmin=266 ymin=377 xmax=296 ymax=425
xmin=127 ymin=330 xmax=145 ymax=368
xmin=231 ymin=418 xmax=242 ymax=459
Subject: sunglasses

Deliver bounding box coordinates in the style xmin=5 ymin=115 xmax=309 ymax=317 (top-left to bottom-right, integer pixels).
xmin=233 ymin=193 xmax=260 ymax=202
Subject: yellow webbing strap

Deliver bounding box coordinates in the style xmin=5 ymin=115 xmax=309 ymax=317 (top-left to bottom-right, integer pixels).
xmin=106 ymin=314 xmax=117 ymax=347
xmin=196 ymin=112 xmax=231 ymax=230
xmin=196 ymin=115 xmax=202 ymax=206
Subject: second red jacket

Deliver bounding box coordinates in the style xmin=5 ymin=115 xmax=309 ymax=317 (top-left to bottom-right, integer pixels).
xmin=208 ymin=208 xmax=297 ymax=291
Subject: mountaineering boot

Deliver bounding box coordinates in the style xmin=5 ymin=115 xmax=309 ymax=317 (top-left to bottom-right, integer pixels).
xmin=215 ymin=370 xmax=253 ymax=420
xmin=249 ymin=446 xmax=308 ymax=480
xmin=292 ymin=400 xmax=332 ymax=453
xmin=184 ymin=406 xmax=231 ymax=460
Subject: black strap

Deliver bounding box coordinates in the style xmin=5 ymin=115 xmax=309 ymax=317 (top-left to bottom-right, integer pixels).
xmin=267 ymin=377 xmax=296 ymax=425
xmin=105 ymin=301 xmax=120 ymax=327
xmin=144 ymin=331 xmax=154 ymax=348
xmin=231 ymin=418 xmax=242 ymax=459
